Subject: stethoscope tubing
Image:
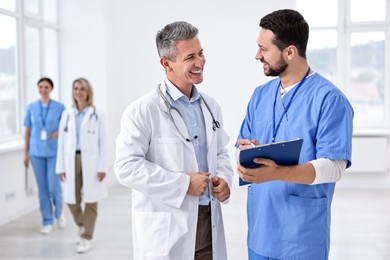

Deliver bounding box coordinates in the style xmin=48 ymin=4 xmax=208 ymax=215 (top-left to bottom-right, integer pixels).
xmin=63 ymin=107 xmax=98 ymax=133
xmin=157 ymin=86 xmax=220 ymax=135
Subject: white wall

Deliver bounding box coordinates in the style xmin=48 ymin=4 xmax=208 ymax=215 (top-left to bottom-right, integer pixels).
xmin=59 ymin=0 xmax=108 ymax=113
xmin=0 ymin=148 xmax=39 ymax=226
xmin=59 ymin=0 xmax=115 ymax=179
xmin=341 ymin=134 xmax=390 ymax=189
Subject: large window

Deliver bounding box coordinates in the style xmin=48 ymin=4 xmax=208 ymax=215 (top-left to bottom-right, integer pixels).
xmin=0 ymin=14 xmax=18 ymax=139
xmin=296 ymin=0 xmax=389 ymax=129
xmin=0 ymin=0 xmax=59 ymax=142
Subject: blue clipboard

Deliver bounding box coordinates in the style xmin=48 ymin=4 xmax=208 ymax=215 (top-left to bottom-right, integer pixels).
xmin=239 ymin=138 xmax=303 ymax=186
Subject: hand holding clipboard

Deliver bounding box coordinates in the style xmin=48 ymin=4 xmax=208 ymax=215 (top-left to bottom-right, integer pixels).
xmin=237 ymin=138 xmax=303 ymax=186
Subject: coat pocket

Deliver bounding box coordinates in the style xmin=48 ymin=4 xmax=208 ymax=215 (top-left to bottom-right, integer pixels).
xmin=133 ymin=211 xmax=171 ymax=256
xmin=154 ymin=138 xmax=184 ymax=172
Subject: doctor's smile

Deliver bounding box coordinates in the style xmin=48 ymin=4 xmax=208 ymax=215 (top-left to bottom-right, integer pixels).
xmin=190 ymin=69 xmax=203 ymax=75
xmin=236 ymin=9 xmax=353 ymax=259
xmin=114 ymin=21 xmax=233 ymax=259
xmin=57 ymin=78 xmax=107 ymax=254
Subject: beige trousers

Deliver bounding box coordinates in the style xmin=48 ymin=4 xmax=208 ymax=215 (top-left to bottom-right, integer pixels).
xmin=67 ymin=153 xmax=98 ymax=241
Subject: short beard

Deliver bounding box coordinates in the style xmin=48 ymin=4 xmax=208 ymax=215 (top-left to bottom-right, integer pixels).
xmin=265 ymin=60 xmax=288 ymax=77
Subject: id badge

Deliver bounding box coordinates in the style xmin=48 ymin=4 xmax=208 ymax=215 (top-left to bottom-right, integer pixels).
xmin=41 ymin=130 xmax=48 ymax=141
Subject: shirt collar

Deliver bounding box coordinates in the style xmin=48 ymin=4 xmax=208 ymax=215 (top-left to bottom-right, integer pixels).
xmin=164 ymin=77 xmax=201 ymax=102
xmin=73 ymin=106 xmax=88 ymax=116
xmin=280 ymin=72 xmax=316 ymax=97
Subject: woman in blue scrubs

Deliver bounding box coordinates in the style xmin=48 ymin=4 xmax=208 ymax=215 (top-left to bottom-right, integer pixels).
xmin=23 ymin=77 xmax=66 ymax=234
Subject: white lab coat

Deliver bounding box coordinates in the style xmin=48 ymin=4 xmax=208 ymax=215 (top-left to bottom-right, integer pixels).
xmin=56 ymin=106 xmax=108 ymax=204
xmin=114 ymin=83 xmax=234 ymax=260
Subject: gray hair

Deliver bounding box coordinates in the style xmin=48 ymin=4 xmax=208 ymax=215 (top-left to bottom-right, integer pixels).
xmin=156 ymin=21 xmax=199 ymax=61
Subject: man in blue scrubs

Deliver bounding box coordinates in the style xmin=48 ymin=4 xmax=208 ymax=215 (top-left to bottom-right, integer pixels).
xmin=236 ymin=9 xmax=353 ymax=260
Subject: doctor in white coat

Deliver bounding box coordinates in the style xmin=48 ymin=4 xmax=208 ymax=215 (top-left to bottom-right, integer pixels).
xmin=56 ymin=78 xmax=107 ymax=254
xmin=115 ymin=21 xmax=234 ymax=260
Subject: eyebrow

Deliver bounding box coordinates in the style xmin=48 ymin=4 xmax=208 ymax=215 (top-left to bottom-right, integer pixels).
xmin=184 ymin=49 xmax=204 ymax=58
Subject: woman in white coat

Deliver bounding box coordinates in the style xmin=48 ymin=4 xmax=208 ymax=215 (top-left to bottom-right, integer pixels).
xmin=56 ymin=78 xmax=107 ymax=254
xmin=115 ymin=21 xmax=234 ymax=260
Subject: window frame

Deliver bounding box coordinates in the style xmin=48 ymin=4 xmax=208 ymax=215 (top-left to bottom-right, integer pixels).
xmin=296 ymin=0 xmax=390 ymax=130
xmin=0 ymin=0 xmax=60 ymax=147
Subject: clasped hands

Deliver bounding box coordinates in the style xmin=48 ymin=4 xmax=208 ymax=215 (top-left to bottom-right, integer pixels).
xmin=187 ymin=172 xmax=230 ymax=202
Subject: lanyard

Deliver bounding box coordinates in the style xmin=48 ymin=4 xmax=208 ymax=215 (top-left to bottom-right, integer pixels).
xmin=271 ymin=67 xmax=310 ymax=142
xmin=39 ymin=100 xmax=51 ymax=129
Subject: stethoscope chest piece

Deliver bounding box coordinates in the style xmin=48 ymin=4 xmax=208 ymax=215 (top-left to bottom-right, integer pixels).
xmin=213 ymin=120 xmax=220 ymax=131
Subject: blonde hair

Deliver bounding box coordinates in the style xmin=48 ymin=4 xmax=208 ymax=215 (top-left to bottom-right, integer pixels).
xmin=72 ymin=78 xmax=94 ymax=108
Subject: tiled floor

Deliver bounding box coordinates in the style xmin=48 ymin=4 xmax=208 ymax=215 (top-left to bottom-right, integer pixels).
xmin=0 ymin=183 xmax=389 ymax=259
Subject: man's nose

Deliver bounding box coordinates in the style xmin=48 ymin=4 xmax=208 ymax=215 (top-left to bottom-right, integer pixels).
xmin=195 ymin=55 xmax=205 ymax=67
xmin=255 ymin=49 xmax=263 ymax=60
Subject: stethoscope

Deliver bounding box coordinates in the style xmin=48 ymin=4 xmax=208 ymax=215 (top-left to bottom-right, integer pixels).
xmin=158 ymin=86 xmax=220 ymax=142
xmin=64 ymin=107 xmax=98 ymax=134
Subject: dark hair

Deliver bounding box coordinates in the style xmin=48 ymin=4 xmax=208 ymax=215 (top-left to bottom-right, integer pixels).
xmin=156 ymin=21 xmax=198 ymax=61
xmin=260 ymin=9 xmax=309 ymax=58
xmin=37 ymin=77 xmax=54 ymax=89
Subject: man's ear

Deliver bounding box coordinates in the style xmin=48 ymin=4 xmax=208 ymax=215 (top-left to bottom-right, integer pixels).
xmin=160 ymin=57 xmax=172 ymax=71
xmin=284 ymin=45 xmax=298 ymax=61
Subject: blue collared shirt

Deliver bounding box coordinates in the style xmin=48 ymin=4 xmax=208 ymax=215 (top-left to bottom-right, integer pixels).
xmin=74 ymin=107 xmax=87 ymax=151
xmin=164 ymin=78 xmax=210 ymax=205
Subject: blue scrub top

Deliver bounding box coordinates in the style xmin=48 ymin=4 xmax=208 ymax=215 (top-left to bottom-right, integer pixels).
xmin=237 ymin=73 xmax=353 ymax=260
xmin=24 ymin=100 xmax=65 ymax=157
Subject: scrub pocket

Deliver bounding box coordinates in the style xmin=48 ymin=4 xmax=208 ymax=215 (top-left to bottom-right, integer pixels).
xmin=154 ymin=138 xmax=184 ymax=172
xmin=283 ymin=194 xmax=328 ymax=245
xmin=133 ymin=211 xmax=171 ymax=256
